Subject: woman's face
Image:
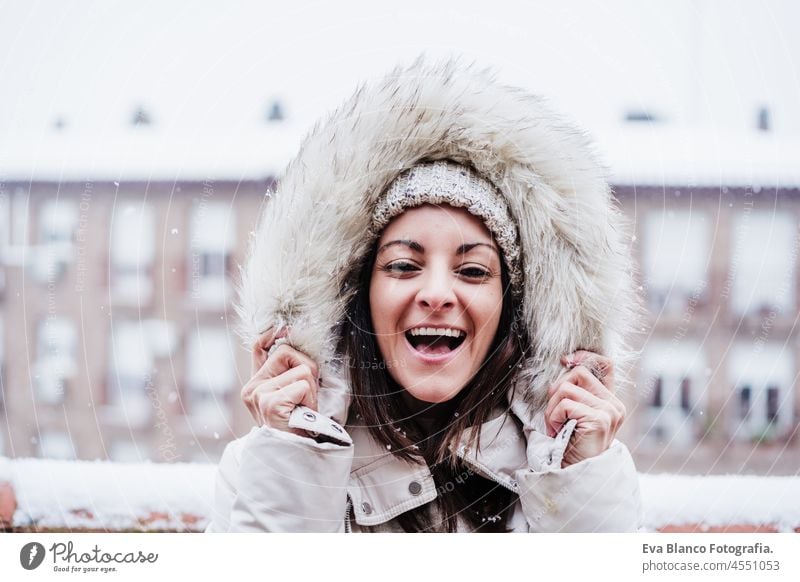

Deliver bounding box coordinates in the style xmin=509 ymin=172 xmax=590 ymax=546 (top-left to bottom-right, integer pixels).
xmin=369 ymin=204 xmax=504 ymax=403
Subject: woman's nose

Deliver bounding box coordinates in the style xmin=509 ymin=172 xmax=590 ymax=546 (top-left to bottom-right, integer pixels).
xmin=416 ymin=270 xmax=456 ymax=311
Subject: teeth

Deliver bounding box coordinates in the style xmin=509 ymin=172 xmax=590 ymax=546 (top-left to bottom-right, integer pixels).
xmin=408 ymin=327 xmax=465 ymax=338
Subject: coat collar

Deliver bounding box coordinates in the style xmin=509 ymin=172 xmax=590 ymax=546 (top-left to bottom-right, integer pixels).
xmin=345 ymin=411 xmax=528 ymax=527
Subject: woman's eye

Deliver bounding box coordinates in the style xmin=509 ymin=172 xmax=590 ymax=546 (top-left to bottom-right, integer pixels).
xmin=380 ymin=262 xmax=488 ymax=278
xmin=383 ymin=261 xmax=419 ymax=274
xmin=459 ymin=267 xmax=490 ymax=279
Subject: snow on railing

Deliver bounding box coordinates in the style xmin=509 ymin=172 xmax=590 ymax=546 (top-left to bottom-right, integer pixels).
xmin=638 ymin=473 xmax=800 ymax=533
xmin=1 ymin=457 xmax=799 ymax=532
xmin=1 ymin=457 xmax=215 ymax=532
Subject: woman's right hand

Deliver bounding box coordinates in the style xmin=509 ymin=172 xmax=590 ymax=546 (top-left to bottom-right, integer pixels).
xmin=241 ymin=328 xmax=320 ymax=434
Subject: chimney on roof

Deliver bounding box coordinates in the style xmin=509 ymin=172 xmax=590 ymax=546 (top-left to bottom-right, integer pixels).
xmin=266 ymin=99 xmax=285 ymax=122
xmin=624 ymin=110 xmax=658 ymax=124
xmin=132 ymin=106 xmax=153 ymax=127
xmin=757 ymin=106 xmax=770 ymax=132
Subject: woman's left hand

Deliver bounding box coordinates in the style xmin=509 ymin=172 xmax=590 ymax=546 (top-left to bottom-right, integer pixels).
xmin=544 ymin=350 xmax=626 ymax=468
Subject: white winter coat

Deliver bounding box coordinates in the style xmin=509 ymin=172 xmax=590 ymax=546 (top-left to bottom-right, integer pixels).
xmin=208 ymin=58 xmax=643 ymax=533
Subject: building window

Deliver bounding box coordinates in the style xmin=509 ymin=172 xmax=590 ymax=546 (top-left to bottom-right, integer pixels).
xmin=0 ymin=314 xmax=4 ymax=412
xmin=641 ymin=340 xmax=708 ymax=447
xmin=110 ymin=202 xmax=155 ymax=305
xmin=0 ymin=195 xmax=8 ymax=292
xmin=37 ymin=431 xmax=76 ymax=460
xmin=643 ymin=210 xmax=709 ymax=314
xmin=186 ymin=326 xmax=235 ymax=430
xmin=766 ymin=386 xmax=779 ymax=423
xmin=0 ymin=190 xmax=9 ymax=248
xmin=32 ymin=199 xmax=78 ymax=282
xmin=34 ymin=317 xmax=77 ymax=404
xmin=650 ymin=376 xmax=663 ymax=408
xmin=188 ymin=202 xmax=235 ymax=306
xmin=679 ymin=377 xmax=692 ymax=413
xmin=729 ymin=343 xmax=793 ymax=441
xmin=106 ymin=321 xmax=153 ymax=425
xmin=11 ymin=187 xmax=29 ymax=246
xmin=738 ymin=385 xmax=752 ymax=419
xmin=142 ymin=318 xmax=178 ymax=359
xmin=109 ymin=439 xmax=145 ymax=462
xmin=39 ymin=199 xmax=77 ymax=245
xmin=731 ymin=211 xmax=797 ymax=316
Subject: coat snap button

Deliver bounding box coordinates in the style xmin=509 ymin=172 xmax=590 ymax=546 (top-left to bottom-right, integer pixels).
xmin=361 ymin=502 xmax=372 ymax=515
xmin=408 ymin=481 xmax=422 ymax=495
xmin=303 ymin=411 xmax=317 ymax=422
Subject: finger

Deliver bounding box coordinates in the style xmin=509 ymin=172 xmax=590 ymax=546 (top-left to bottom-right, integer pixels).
xmin=242 ymin=371 xmax=281 ymax=414
xmin=256 ymin=343 xmax=319 ymax=382
xmin=550 ymin=363 xmax=615 ymax=401
xmin=247 ymin=363 xmax=319 ymax=408
xmin=561 ymin=351 xmax=615 ymax=390
xmin=257 ymin=380 xmax=316 ymax=428
xmin=241 ymin=379 xmax=259 ymax=422
xmin=563 ymin=350 xmax=613 ymax=380
xmin=545 ymin=382 xmax=609 ymax=435
xmin=548 ymin=398 xmax=607 ymax=436
xmin=251 ymin=327 xmax=289 ymax=375
xmin=545 ymin=383 xmax=621 ymax=437
xmin=281 ymin=379 xmax=317 ymax=410
xmin=244 ymin=351 xmax=320 ymax=427
xmin=549 ymin=368 xmax=626 ymax=424
xmin=274 ymin=364 xmax=320 ymax=407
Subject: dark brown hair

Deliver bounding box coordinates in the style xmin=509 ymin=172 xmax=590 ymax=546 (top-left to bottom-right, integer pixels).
xmin=338 ymin=235 xmax=530 ymax=532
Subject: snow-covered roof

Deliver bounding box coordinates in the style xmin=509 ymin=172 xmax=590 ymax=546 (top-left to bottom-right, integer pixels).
xmin=3 ymin=124 xmax=798 ymax=188
xmin=0 ymin=125 xmax=305 ymax=182
xmin=2 ymin=456 xmax=799 ymax=531
xmin=597 ymin=125 xmax=800 ymax=188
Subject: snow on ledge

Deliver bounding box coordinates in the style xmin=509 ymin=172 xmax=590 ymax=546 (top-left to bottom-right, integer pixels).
xmin=0 ymin=457 xmax=11 ymax=481
xmin=4 ymin=457 xmax=216 ymax=531
xmin=1 ymin=457 xmax=799 ymax=532
xmin=639 ymin=473 xmax=800 ymax=533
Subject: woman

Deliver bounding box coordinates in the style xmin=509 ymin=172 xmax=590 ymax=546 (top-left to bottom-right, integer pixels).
xmin=208 ymin=59 xmax=642 ymax=532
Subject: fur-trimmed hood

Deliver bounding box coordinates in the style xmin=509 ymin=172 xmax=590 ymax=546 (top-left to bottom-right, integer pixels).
xmin=237 ymin=58 xmax=638 ymax=420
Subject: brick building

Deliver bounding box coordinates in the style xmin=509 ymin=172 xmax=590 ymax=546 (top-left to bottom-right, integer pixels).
xmin=0 ymin=174 xmax=272 ymax=462
xmin=605 ymin=126 xmax=800 ymax=474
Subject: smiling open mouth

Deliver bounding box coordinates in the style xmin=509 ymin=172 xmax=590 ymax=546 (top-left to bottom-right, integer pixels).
xmin=405 ymin=328 xmax=466 ymax=355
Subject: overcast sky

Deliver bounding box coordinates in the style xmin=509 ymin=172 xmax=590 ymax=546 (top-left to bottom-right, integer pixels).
xmin=1 ymin=0 xmax=799 ymax=140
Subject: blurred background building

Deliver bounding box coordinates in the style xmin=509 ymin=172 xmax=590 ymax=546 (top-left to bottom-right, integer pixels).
xmin=610 ymin=129 xmax=800 ymax=474
xmin=1 ymin=0 xmax=798 ymax=474
xmin=0 ymin=173 xmax=271 ymax=463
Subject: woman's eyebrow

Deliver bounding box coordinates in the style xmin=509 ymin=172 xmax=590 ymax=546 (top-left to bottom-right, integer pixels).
xmin=377 ymin=240 xmax=498 ymax=256
xmin=377 ymin=239 xmax=424 ymax=254
xmin=456 ymin=242 xmax=499 ymax=256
